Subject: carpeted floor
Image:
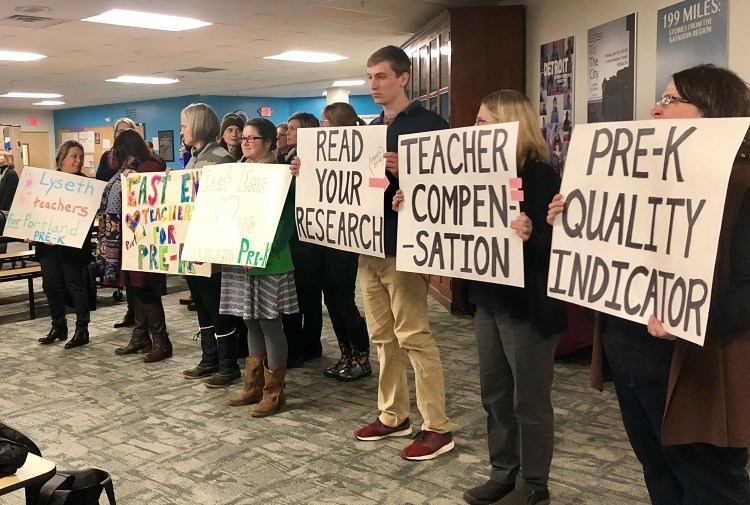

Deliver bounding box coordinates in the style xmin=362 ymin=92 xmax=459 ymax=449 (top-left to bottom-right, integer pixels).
xmin=0 ymin=262 xmax=651 ymax=504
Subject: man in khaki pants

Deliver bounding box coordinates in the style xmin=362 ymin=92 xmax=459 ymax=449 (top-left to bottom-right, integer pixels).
xmin=353 ymin=45 xmax=454 ymax=461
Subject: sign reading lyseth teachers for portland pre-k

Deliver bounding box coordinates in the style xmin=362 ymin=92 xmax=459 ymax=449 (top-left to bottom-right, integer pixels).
xmin=121 ymin=169 xmax=210 ymax=276
xmin=396 ymin=123 xmax=524 ymax=287
xmin=548 ymin=118 xmax=750 ymax=345
xmin=4 ymin=166 xmax=105 ymax=248
xmin=295 ymin=125 xmax=387 ymax=257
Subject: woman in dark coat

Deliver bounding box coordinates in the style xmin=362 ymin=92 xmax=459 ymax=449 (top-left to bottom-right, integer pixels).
xmin=98 ymin=129 xmax=171 ymax=362
xmin=37 ymin=141 xmax=94 ymax=349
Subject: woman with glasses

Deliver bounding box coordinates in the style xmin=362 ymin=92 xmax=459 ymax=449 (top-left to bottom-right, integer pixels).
xmin=547 ymin=64 xmax=750 ymax=504
xmin=224 ymin=118 xmax=299 ymax=417
xmin=180 ymin=103 xmax=242 ymax=387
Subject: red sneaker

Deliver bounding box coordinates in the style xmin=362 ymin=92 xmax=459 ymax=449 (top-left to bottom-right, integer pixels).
xmin=355 ymin=418 xmax=412 ymax=441
xmin=400 ymin=430 xmax=455 ymax=461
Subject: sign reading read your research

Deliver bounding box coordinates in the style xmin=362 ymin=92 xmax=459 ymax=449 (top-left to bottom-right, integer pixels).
xmin=181 ymin=163 xmax=293 ymax=267
xmin=121 ymin=169 xmax=210 ymax=276
xmin=295 ymin=125 xmax=387 ymax=257
xmin=4 ymin=166 xmax=105 ymax=248
xmin=548 ymin=118 xmax=750 ymax=345
xmin=396 ymin=123 xmax=525 ymax=287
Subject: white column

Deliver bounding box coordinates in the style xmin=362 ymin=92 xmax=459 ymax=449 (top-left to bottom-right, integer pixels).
xmin=325 ymin=87 xmax=349 ymax=104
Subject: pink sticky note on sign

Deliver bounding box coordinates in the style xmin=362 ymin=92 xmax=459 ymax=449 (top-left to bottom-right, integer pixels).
xmin=510 ymin=189 xmax=524 ymax=202
xmin=509 ymin=177 xmax=522 ymax=189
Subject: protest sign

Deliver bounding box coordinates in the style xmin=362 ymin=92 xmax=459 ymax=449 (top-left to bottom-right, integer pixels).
xmin=121 ymin=169 xmax=210 ymax=276
xmin=396 ymin=123 xmax=525 ymax=287
xmin=295 ymin=125 xmax=387 ymax=257
xmin=547 ymin=118 xmax=750 ymax=345
xmin=182 ymin=163 xmax=292 ymax=267
xmin=4 ymin=166 xmax=105 ymax=248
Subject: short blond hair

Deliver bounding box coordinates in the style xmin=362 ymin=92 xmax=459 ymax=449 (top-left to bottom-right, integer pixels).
xmin=182 ymin=103 xmax=220 ymax=145
xmin=481 ymin=90 xmax=550 ymax=167
xmin=0 ymin=149 xmax=15 ymax=169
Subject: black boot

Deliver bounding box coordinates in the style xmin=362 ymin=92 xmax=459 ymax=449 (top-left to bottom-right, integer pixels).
xmin=324 ymin=341 xmax=351 ymax=378
xmin=39 ymin=323 xmax=68 ymax=345
xmin=142 ymin=299 xmax=172 ymax=363
xmin=183 ymin=326 xmax=219 ymax=379
xmin=64 ymin=323 xmax=90 ymax=349
xmin=336 ymin=349 xmax=372 ymax=382
xmin=204 ymin=331 xmax=241 ymax=388
xmin=116 ymin=297 xmax=151 ymax=355
xmin=113 ymin=308 xmax=135 ymax=328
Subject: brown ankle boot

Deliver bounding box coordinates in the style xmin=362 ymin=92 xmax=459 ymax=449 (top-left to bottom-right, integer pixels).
xmin=228 ymin=354 xmax=265 ymax=406
xmin=144 ymin=332 xmax=172 ymax=363
xmin=251 ymin=360 xmax=287 ymax=418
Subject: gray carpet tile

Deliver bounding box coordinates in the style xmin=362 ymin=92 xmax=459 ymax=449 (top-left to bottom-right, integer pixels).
xmin=0 ymin=269 xmax=651 ymax=504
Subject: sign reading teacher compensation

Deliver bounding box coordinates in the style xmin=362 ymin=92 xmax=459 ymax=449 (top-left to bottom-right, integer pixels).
xmin=181 ymin=163 xmax=292 ymax=267
xmin=4 ymin=166 xmax=105 ymax=248
xmin=295 ymin=125 xmax=387 ymax=257
xmin=396 ymin=123 xmax=525 ymax=287
xmin=121 ymin=169 xmax=210 ymax=276
xmin=548 ymin=118 xmax=750 ymax=345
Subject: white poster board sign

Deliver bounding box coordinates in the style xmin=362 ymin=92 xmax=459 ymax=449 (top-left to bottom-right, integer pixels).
xmin=121 ymin=169 xmax=211 ymax=276
xmin=295 ymin=125 xmax=387 ymax=257
xmin=182 ymin=163 xmax=293 ymax=267
xmin=396 ymin=123 xmax=525 ymax=287
xmin=3 ymin=166 xmax=105 ymax=247
xmin=548 ymin=118 xmax=750 ymax=345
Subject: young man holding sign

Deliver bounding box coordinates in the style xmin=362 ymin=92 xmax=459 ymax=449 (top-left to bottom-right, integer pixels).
xmin=356 ymin=46 xmax=453 ymax=460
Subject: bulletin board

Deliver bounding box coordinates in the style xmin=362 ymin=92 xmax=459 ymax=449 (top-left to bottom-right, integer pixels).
xmin=57 ymin=123 xmax=145 ymax=177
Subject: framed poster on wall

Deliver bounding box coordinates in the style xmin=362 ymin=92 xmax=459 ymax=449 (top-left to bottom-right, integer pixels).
xmin=588 ymin=13 xmax=637 ymax=123
xmin=539 ymin=36 xmax=574 ymax=176
xmin=158 ymin=130 xmax=175 ymax=162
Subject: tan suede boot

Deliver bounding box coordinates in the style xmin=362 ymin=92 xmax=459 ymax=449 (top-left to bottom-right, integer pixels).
xmin=251 ymin=360 xmax=287 ymax=418
xmin=227 ymin=354 xmax=266 ymax=406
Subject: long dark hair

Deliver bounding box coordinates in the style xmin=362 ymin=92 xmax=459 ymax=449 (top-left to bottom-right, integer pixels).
xmin=673 ymin=64 xmax=750 ymax=158
xmin=113 ymin=129 xmax=161 ymax=168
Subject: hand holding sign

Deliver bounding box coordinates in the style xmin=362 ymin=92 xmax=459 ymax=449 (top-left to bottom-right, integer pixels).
xmin=384 ymin=151 xmax=399 ymax=178
xmin=290 ymin=156 xmax=300 ymax=177
xmin=392 ymin=189 xmax=404 ymax=212
xmin=510 ymin=212 xmax=532 ymax=242
xmin=547 ymin=193 xmax=565 ymax=225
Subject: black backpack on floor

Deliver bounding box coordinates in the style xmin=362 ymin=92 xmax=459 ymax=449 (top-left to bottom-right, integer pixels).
xmin=36 ymin=468 xmax=116 ymax=505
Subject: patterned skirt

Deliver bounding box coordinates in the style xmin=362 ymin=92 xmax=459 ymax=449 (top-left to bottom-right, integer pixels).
xmin=219 ymin=266 xmax=299 ymax=320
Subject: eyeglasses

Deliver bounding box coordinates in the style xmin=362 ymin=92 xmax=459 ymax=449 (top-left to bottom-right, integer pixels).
xmin=241 ymin=136 xmax=264 ymax=143
xmin=655 ymin=95 xmax=690 ymax=107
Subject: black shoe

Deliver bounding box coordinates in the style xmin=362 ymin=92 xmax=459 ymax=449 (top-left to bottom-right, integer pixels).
xmin=336 ymin=359 xmax=372 ymax=382
xmin=463 ymin=480 xmax=515 ymax=505
xmin=493 ymin=488 xmax=550 ymax=505
xmin=39 ymin=325 xmax=68 ymax=345
xmin=113 ymin=310 xmax=135 ymax=328
xmin=187 ymin=303 xmax=197 ymax=311
xmin=323 ymin=355 xmax=349 ymax=378
xmin=64 ymin=327 xmax=90 ymax=349
xmin=179 ymin=296 xmax=193 ymax=305
xmin=287 ymin=356 xmax=305 ymax=369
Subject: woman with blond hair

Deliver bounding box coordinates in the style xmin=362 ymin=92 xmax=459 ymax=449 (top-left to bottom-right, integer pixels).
xmin=395 ymin=90 xmax=565 ymax=505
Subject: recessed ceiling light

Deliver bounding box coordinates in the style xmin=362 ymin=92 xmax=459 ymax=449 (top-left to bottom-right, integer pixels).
xmin=33 ymin=100 xmax=65 ymax=106
xmin=82 ymin=9 xmax=211 ymax=32
xmin=0 ymin=51 xmax=46 ymax=62
xmin=264 ymin=51 xmax=347 ymax=63
xmin=0 ymin=92 xmax=62 ymax=98
xmin=332 ymin=80 xmax=365 ymax=87
xmin=106 ymin=76 xmax=180 ymax=85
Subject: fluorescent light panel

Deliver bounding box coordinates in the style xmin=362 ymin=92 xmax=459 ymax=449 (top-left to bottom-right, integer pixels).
xmin=0 ymin=92 xmax=62 ymax=98
xmin=332 ymin=80 xmax=365 ymax=87
xmin=82 ymin=9 xmax=211 ymax=32
xmin=34 ymin=101 xmax=65 ymax=106
xmin=0 ymin=51 xmax=46 ymax=61
xmin=264 ymin=51 xmax=347 ymax=63
xmin=106 ymin=75 xmax=179 ymax=85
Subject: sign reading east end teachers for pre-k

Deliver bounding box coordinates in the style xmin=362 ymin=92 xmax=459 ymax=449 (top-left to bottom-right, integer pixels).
xmin=181 ymin=163 xmax=293 ymax=267
xmin=4 ymin=166 xmax=105 ymax=248
xmin=396 ymin=123 xmax=525 ymax=287
xmin=294 ymin=125 xmax=387 ymax=257
xmin=547 ymin=117 xmax=750 ymax=345
xmin=121 ymin=169 xmax=211 ymax=277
